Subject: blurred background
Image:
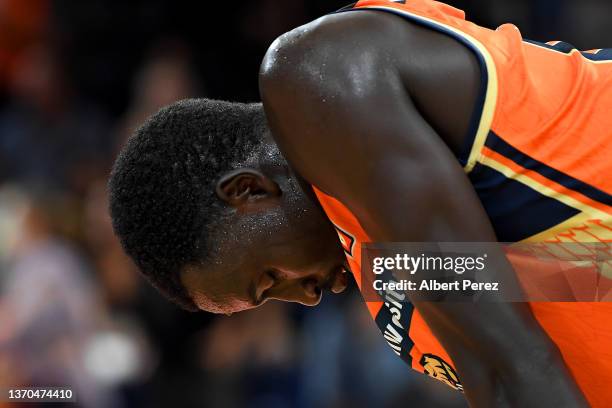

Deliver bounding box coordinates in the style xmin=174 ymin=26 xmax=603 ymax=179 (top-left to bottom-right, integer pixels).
xmin=0 ymin=1 xmax=611 ymax=407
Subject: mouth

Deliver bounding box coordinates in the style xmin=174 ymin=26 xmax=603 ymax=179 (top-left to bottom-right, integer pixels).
xmin=303 ymin=264 xmax=350 ymax=306
xmin=325 ymin=264 xmax=349 ymax=295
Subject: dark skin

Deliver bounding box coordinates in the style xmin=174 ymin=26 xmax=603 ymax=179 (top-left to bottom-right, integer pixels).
xmin=181 ymin=132 xmax=350 ymax=315
xmin=257 ymin=10 xmax=587 ymax=408
xmin=181 ymin=10 xmax=587 ymax=408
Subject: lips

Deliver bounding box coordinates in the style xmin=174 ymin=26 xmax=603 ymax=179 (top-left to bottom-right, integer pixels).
xmin=329 ymin=266 xmax=349 ymax=294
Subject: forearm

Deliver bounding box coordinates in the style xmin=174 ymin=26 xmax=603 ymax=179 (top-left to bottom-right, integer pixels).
xmin=417 ymin=302 xmax=587 ymax=407
xmin=357 ymin=175 xmax=587 ymax=406
xmin=259 ymin=24 xmax=587 ymax=404
xmin=445 ymin=339 xmax=585 ymax=408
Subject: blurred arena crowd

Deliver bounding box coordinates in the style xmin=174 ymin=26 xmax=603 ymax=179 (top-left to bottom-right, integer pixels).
xmin=0 ymin=1 xmax=610 ymax=407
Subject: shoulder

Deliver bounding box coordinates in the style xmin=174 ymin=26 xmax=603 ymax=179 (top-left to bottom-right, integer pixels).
xmin=259 ymin=11 xmax=413 ymax=94
xmin=259 ymin=9 xmax=481 ymax=154
xmin=259 ymin=8 xmax=478 ymax=90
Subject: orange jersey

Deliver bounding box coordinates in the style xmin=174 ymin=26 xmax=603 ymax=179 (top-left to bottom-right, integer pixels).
xmin=312 ymin=0 xmax=612 ymax=405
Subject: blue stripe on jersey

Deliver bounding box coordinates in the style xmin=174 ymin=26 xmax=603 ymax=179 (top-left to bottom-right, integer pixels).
xmin=582 ymin=48 xmax=612 ymax=61
xmin=469 ymin=162 xmax=581 ymax=242
xmin=485 ymin=132 xmax=612 ymax=207
xmin=524 ymin=39 xmax=612 ymax=61
xmin=524 ymin=39 xmax=576 ymax=53
xmin=374 ymin=287 xmax=415 ymax=366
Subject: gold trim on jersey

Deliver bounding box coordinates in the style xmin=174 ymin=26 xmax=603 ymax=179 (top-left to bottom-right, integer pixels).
xmin=479 ymin=153 xmax=610 ymax=218
xmin=478 ymin=153 xmax=612 ymax=242
xmin=356 ymin=5 xmax=499 ymax=174
xmin=522 ymin=212 xmax=612 ymax=243
xmin=525 ymin=41 xmax=612 ymax=65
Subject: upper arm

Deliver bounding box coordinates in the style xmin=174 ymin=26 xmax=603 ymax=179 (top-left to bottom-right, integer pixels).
xmin=259 ymin=10 xmax=493 ymax=243
xmin=259 ymin=15 xmax=587 ymax=405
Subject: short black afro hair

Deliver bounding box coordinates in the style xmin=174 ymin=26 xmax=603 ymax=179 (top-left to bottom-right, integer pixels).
xmin=109 ymin=99 xmax=266 ymax=312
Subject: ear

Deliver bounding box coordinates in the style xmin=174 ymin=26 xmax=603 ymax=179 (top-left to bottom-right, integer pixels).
xmin=216 ymin=168 xmax=281 ymax=207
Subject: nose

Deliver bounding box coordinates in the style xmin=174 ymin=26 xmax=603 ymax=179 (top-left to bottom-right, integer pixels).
xmin=269 ymin=277 xmax=322 ymax=307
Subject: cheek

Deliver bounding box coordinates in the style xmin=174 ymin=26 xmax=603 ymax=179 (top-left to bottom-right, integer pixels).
xmin=266 ymin=234 xmax=338 ymax=278
xmin=186 ymin=268 xmax=255 ymax=314
xmin=240 ymin=209 xmax=288 ymax=242
xmin=228 ymin=206 xmax=338 ymax=273
xmin=269 ymin=208 xmax=342 ymax=266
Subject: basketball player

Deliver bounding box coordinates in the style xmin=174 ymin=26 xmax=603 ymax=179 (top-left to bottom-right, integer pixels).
xmin=109 ymin=1 xmax=612 ymax=406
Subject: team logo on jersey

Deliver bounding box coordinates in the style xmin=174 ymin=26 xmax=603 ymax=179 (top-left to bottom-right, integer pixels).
xmin=334 ymin=225 xmax=356 ymax=258
xmin=420 ymin=354 xmax=463 ymax=392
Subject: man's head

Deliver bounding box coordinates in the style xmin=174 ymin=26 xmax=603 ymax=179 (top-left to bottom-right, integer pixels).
xmin=109 ymin=99 xmax=347 ymax=314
